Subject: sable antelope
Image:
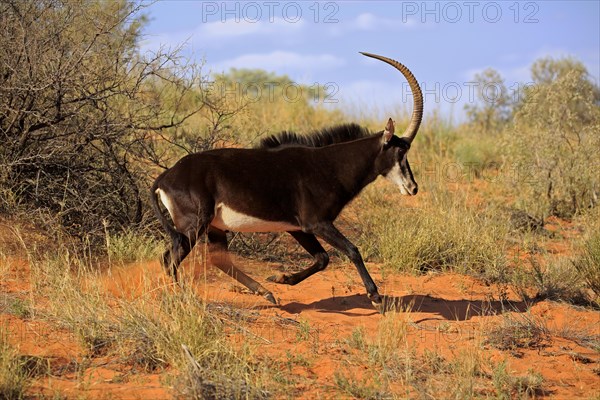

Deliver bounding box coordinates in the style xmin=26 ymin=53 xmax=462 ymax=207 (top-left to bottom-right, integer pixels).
xmin=150 ymin=52 xmax=423 ymax=307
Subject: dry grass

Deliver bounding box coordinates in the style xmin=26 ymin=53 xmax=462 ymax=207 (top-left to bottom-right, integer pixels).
xmin=332 ymin=308 xmax=552 ymax=399
xmin=106 ymin=228 xmax=163 ymax=266
xmin=0 ymin=325 xmax=29 ymax=400
xmin=3 ymin=210 xmax=599 ymax=398
xmin=508 ymin=234 xmax=600 ymax=308
xmin=22 ymin=245 xmax=283 ymax=398
xmin=352 ymin=181 xmax=509 ymax=281
xmin=2 ymin=122 xmax=598 ymax=398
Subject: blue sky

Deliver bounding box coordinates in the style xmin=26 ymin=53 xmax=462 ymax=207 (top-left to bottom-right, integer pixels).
xmin=141 ymin=1 xmax=599 ymax=121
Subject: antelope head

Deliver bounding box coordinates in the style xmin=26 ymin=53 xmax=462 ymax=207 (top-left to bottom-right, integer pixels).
xmin=361 ymin=52 xmax=424 ymax=196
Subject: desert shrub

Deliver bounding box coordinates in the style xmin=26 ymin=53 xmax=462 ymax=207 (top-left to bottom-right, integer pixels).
xmin=530 ymin=257 xmax=588 ymax=303
xmin=503 ymin=57 xmax=600 ymax=218
xmin=510 ymin=253 xmax=597 ymax=307
xmin=451 ymin=133 xmax=501 ymax=179
xmin=485 ymin=313 xmax=550 ymax=354
xmin=0 ymin=0 xmax=348 ymax=250
xmin=333 ymin=371 xmax=388 ymax=400
xmin=0 ymin=0 xmax=205 ymax=243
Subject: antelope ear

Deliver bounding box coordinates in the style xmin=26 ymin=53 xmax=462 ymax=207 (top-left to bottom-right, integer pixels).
xmin=383 ymin=118 xmax=395 ymax=144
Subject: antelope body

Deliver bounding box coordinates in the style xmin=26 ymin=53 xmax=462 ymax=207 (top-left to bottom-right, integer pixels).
xmin=151 ymin=53 xmax=424 ymax=307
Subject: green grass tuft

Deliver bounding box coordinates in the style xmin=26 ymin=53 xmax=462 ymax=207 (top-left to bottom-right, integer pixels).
xmin=352 ymin=182 xmax=508 ymax=281
xmin=0 ymin=325 xmax=29 ymax=400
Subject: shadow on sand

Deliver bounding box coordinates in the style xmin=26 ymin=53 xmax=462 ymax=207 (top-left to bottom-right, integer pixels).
xmin=280 ymin=293 xmax=530 ymax=320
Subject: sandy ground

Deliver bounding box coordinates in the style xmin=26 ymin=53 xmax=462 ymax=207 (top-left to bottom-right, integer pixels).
xmin=2 ymin=242 xmax=599 ymax=399
xmin=1 ymin=191 xmax=599 ymax=400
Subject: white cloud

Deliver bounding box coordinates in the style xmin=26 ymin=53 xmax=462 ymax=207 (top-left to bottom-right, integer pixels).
xmin=356 ymin=12 xmax=418 ymax=30
xmin=201 ymin=17 xmax=304 ymax=38
xmin=355 ymin=13 xmax=377 ymax=30
xmin=327 ymin=12 xmax=420 ymax=37
xmin=140 ymin=18 xmax=305 ymax=53
xmin=208 ymin=51 xmax=345 ymax=75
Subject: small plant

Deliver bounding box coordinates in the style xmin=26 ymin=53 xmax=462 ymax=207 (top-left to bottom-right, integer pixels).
xmin=177 ymin=344 xmax=270 ymax=400
xmin=76 ymin=325 xmax=114 ymax=357
xmin=347 ymin=326 xmax=367 ymax=351
xmin=333 ymin=370 xmax=388 ymax=400
xmin=514 ymin=370 xmax=545 ymax=398
xmin=422 ymin=348 xmax=447 ymax=375
xmin=367 ymin=312 xmax=414 ymax=386
xmin=492 ymin=360 xmax=513 ymax=399
xmin=35 ymin=256 xmax=117 ymax=357
xmin=284 ymin=350 xmax=312 ymax=372
xmin=485 ymin=313 xmax=550 ymax=355
xmin=447 ymin=348 xmax=485 ymax=398
xmin=295 ymin=320 xmax=311 ymax=343
xmin=3 ymin=297 xmax=32 ymax=320
xmin=493 ymin=361 xmax=545 ymax=399
xmin=529 ymin=256 xmax=590 ymax=305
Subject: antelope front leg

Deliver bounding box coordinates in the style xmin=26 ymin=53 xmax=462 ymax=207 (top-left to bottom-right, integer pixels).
xmin=267 ymin=231 xmax=329 ymax=285
xmin=308 ymin=222 xmax=382 ymax=307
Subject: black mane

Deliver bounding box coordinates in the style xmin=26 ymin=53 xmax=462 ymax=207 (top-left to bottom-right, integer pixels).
xmin=256 ymin=123 xmax=372 ymax=149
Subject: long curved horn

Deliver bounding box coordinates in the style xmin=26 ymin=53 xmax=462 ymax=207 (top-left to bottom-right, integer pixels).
xmin=360 ymin=52 xmax=423 ymax=143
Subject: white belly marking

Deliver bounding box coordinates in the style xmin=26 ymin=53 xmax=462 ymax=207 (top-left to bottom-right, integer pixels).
xmin=211 ymin=203 xmax=299 ymax=233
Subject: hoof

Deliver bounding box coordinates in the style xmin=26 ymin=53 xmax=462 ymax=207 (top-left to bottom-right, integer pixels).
xmin=263 ymin=292 xmax=277 ymax=305
xmin=372 ymin=301 xmax=386 ymax=315
xmin=368 ymin=292 xmax=382 ymax=304
xmin=267 ymin=273 xmax=289 ymax=284
xmin=368 ymin=293 xmax=385 ymax=314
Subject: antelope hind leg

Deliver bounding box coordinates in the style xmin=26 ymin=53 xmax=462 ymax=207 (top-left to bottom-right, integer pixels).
xmin=208 ymin=229 xmax=277 ymax=304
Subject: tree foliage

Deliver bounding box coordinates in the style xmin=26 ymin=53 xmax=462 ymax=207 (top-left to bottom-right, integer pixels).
xmin=0 ymin=0 xmax=203 ymax=240
xmin=211 ymin=68 xmax=344 ymax=143
xmin=465 ymin=57 xmax=600 ymax=218
xmin=464 ymin=68 xmax=512 ymax=134
xmin=508 ymin=57 xmax=600 ymax=217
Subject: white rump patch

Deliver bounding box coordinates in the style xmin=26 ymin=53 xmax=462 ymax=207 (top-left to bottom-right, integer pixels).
xmin=156 ymin=188 xmax=176 ymax=220
xmin=211 ymin=203 xmax=299 ymax=233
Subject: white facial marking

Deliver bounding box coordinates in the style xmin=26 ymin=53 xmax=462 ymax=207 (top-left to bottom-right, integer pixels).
xmin=386 ymin=164 xmax=409 ymax=195
xmin=156 ymin=188 xmax=176 ymax=220
xmin=211 ymin=203 xmax=300 ymax=233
